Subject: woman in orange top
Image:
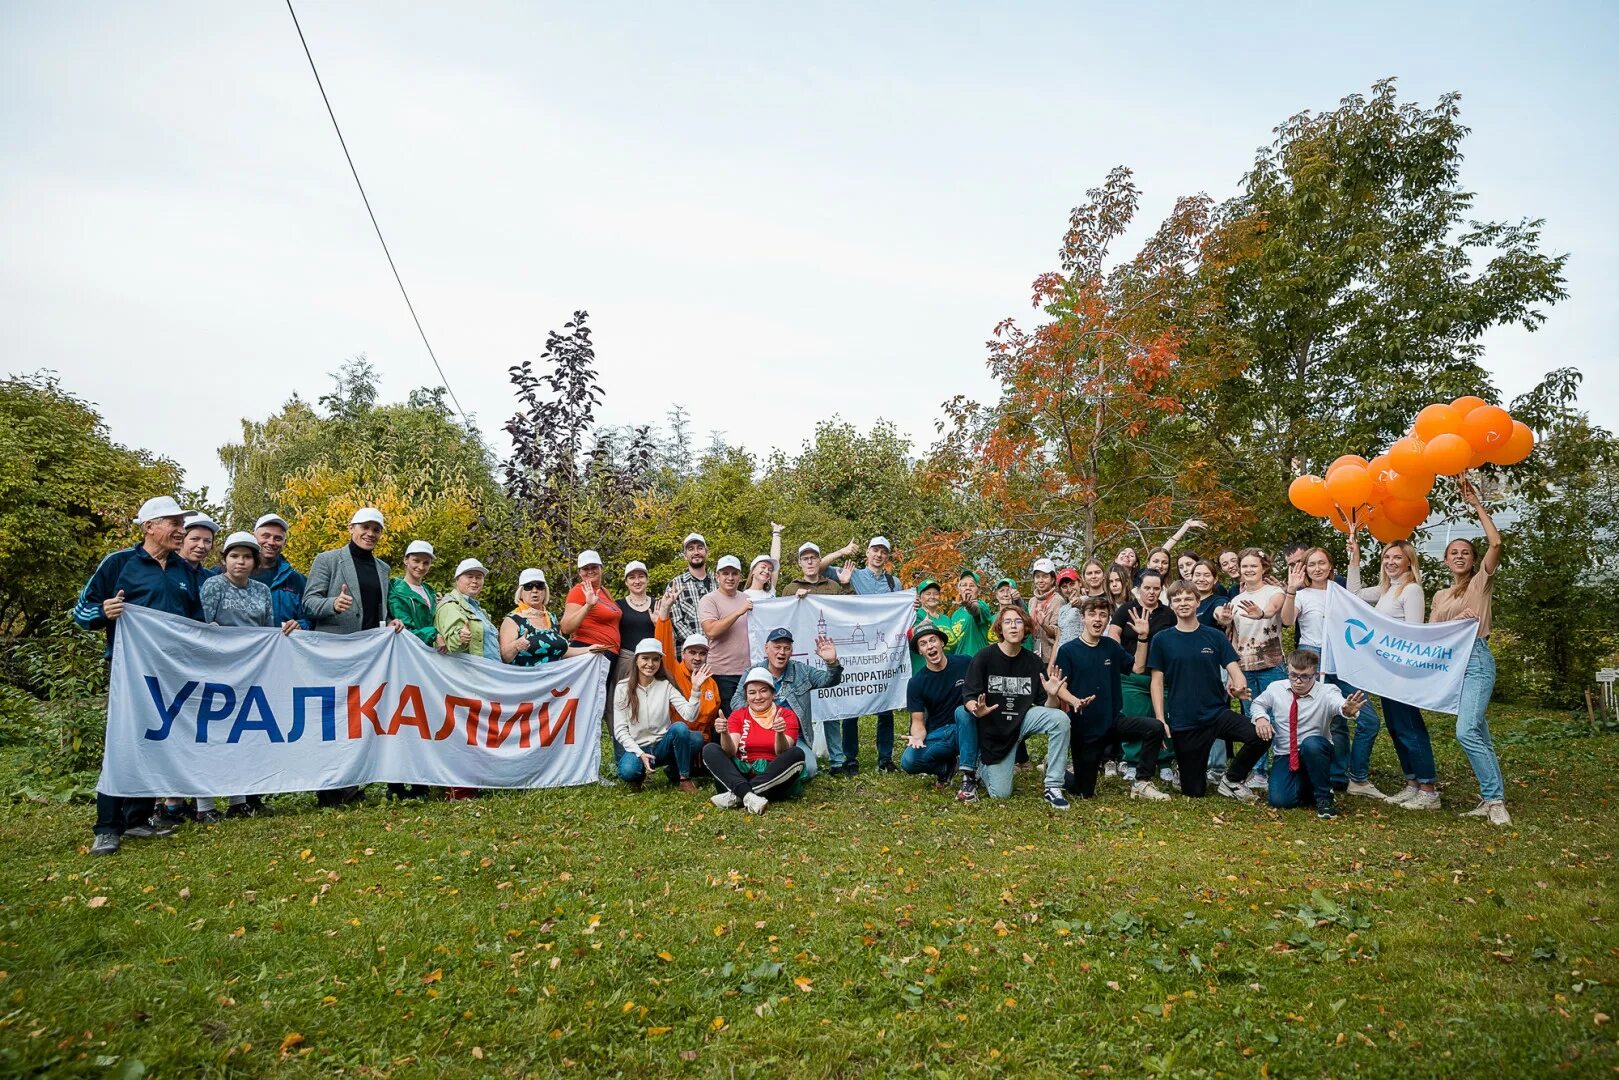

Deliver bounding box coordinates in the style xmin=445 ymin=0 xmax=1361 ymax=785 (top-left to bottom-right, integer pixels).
xmin=653 ymin=586 xmax=722 ymax=738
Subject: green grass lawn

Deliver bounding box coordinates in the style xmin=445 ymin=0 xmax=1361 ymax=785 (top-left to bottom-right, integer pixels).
xmin=1 ymin=703 xmax=1616 ymax=1077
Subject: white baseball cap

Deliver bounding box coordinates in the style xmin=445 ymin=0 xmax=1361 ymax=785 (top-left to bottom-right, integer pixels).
xmin=742 ymin=666 xmax=777 ymax=690
xmin=134 ymin=496 xmax=190 ymax=524
xmin=221 ymin=531 xmax=260 ymax=556
xmin=576 ymin=549 xmax=603 ymax=568
xmin=254 ymin=513 xmax=289 ymax=531
xmin=750 ymin=554 xmax=777 ymax=571
xmin=868 ymin=536 xmax=892 ymax=550
xmin=350 ymin=507 xmax=385 ymax=527
xmin=633 ymin=638 xmax=663 ymax=657
xmin=405 ymin=540 xmax=435 ymax=558
xmin=716 ymin=555 xmax=742 ymax=572
xmin=682 ymin=633 xmax=710 ymax=650
xmin=624 ymin=560 xmax=648 ymax=577
xmin=518 ymin=568 xmax=547 ymax=587
xmin=183 ymin=513 xmax=219 ymax=534
xmin=797 ymin=541 xmax=821 ymax=556
xmin=1032 ymin=557 xmax=1057 ymax=575
xmin=454 ymin=558 xmax=487 ymax=578
xmin=682 ymin=533 xmax=707 ymax=548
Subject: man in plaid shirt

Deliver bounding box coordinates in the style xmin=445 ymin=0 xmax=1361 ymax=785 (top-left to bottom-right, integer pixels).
xmin=670 ymin=532 xmax=716 ymax=650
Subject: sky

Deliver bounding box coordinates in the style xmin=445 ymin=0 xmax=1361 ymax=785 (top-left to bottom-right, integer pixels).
xmin=4 ymin=1 xmax=1615 ymax=499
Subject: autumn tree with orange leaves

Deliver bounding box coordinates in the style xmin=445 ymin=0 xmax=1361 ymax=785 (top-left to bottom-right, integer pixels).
xmin=912 ymin=167 xmax=1246 ymax=582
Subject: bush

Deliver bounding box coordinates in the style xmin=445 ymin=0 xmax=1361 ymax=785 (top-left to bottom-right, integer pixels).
xmin=0 ymin=628 xmax=107 ymax=802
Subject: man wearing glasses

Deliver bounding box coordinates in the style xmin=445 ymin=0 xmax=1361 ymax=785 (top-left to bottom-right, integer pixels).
xmin=1249 ymin=651 xmax=1368 ymax=819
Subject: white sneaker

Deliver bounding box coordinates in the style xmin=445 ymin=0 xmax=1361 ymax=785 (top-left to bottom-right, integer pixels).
xmin=1346 ymin=780 xmax=1390 ymax=801
xmin=1245 ymin=772 xmax=1268 ymax=791
xmin=710 ymin=791 xmax=740 ymax=810
xmin=1403 ymin=789 xmax=1441 ymax=811
xmin=1386 ymin=785 xmax=1420 ymax=806
xmin=1159 ymin=767 xmax=1175 ymax=784
xmin=1120 ymin=765 xmax=1137 ymax=782
xmin=1461 ymin=799 xmax=1510 ymax=825
xmin=1217 ymin=777 xmax=1258 ymax=804
xmin=1103 ymin=761 xmax=1119 ymax=779
xmin=1131 ymin=780 xmax=1170 ymax=802
xmin=742 ymin=792 xmax=769 ymax=815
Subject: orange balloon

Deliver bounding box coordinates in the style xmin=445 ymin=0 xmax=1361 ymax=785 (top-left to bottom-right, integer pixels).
xmin=1461 ymin=405 xmax=1514 ymax=455
xmin=1386 ymin=436 xmax=1431 ymax=481
xmin=1488 ymin=419 xmax=1535 ymax=466
xmin=1289 ymin=475 xmax=1334 ymax=517
xmin=1422 ymin=432 xmax=1473 ymax=476
xmin=1325 ymin=454 xmax=1369 ymax=479
xmin=1450 ymin=395 xmax=1488 ymax=417
xmin=1366 ymin=454 xmax=1395 ymax=503
xmin=1325 ymin=506 xmax=1354 ymax=534
xmin=1385 ymin=470 xmax=1434 ymax=500
xmin=1324 ymin=464 xmax=1374 ymax=509
xmin=1366 ymin=511 xmax=1410 ymax=544
xmin=1413 ymin=403 xmax=1464 ymax=441
xmin=1382 ymin=495 xmax=1431 ymax=530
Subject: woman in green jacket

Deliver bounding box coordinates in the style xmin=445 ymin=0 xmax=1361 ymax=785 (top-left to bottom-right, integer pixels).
xmin=435 ymin=557 xmax=499 ymax=800
xmin=388 ymin=541 xmax=442 ymax=651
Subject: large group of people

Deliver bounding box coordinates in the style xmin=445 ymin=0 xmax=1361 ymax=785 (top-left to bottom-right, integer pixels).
xmin=72 ymin=489 xmax=1512 ymax=856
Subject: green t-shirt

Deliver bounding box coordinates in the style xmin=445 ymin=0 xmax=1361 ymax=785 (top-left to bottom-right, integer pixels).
xmin=948 ymin=600 xmax=995 ymax=657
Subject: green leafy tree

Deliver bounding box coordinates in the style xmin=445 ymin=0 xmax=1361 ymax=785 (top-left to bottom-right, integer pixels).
xmin=1197 ymin=78 xmax=1568 ymax=540
xmin=0 ymin=373 xmax=184 ymax=636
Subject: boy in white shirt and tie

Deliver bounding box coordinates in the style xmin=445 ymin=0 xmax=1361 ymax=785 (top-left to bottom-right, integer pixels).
xmin=1250 ymin=650 xmax=1367 ymax=819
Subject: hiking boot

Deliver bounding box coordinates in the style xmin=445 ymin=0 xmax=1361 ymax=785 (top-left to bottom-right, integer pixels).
xmin=742 ymin=792 xmax=769 ymax=815
xmin=1042 ymin=787 xmax=1071 ymax=810
xmin=676 ymin=779 xmax=699 ymax=795
xmin=1217 ymin=776 xmax=1258 ymax=804
xmin=1130 ymin=780 xmax=1170 ymax=802
xmin=1346 ymin=780 xmax=1390 ymax=801
xmin=89 ymin=833 xmax=120 ymax=856
xmin=710 ymin=790 xmax=740 ymax=810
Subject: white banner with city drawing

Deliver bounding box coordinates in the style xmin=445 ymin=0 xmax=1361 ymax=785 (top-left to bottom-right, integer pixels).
xmin=746 ymin=593 xmax=915 ymax=722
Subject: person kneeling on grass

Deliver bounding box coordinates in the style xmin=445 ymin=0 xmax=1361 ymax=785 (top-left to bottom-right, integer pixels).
xmin=958 ymin=607 xmax=1072 ymax=808
xmin=899 ymin=623 xmax=976 ymax=787
xmin=1148 ymin=580 xmax=1269 ymax=803
xmin=1055 ymin=597 xmax=1170 ymax=802
xmin=705 ymin=668 xmax=808 ymax=815
xmin=1249 ymin=649 xmax=1368 ymax=820
xmin=613 ymin=639 xmax=707 ymax=793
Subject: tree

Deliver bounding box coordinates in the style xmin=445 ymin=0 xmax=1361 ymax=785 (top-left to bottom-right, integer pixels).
xmin=1197 ymin=79 xmax=1568 ymax=540
xmin=0 ymin=373 xmax=184 ymax=636
xmin=1489 ymin=369 xmax=1619 ymax=707
xmin=915 ymin=168 xmax=1244 ymax=582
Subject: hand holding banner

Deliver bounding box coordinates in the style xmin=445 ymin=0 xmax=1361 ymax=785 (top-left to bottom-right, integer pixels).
xmin=1320 ymin=582 xmax=1477 ymax=714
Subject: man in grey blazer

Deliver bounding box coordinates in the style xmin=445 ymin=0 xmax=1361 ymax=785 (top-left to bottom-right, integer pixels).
xmin=303 ymin=507 xmax=404 ymax=805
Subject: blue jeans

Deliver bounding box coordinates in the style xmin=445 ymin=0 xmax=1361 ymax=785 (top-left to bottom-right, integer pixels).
xmin=1241 ymin=665 xmax=1288 ymax=775
xmin=899 ymin=707 xmax=971 ymax=778
xmin=1455 ymin=640 xmax=1504 ymax=801
xmin=1382 ymin=697 xmax=1435 ymax=784
xmin=1267 ymin=735 xmax=1334 ymax=809
xmin=1327 ymin=673 xmax=1380 ymax=784
xmin=973 ymin=707 xmax=1070 ymax=798
xmin=842 ymin=710 xmax=895 ymax=768
xmin=616 ymin=722 xmax=703 ymax=783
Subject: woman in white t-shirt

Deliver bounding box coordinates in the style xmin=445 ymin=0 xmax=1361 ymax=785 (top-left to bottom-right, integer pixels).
xmin=1347 ymin=536 xmax=1438 ymax=810
xmin=1223 ymin=547 xmax=1287 ymax=787
xmin=1281 ymin=546 xmax=1388 ymax=800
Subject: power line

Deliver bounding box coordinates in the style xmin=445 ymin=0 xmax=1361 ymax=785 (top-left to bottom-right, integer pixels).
xmin=283 ymin=0 xmax=468 ymax=422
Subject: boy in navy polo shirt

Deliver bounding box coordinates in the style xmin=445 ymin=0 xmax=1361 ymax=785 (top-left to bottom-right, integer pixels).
xmin=1054 ymin=597 xmax=1170 ymax=800
xmin=1147 ymin=580 xmax=1271 ymax=801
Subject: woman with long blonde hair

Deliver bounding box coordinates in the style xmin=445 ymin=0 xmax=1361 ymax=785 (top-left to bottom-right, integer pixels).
xmin=1347 ymin=535 xmax=1437 ymax=809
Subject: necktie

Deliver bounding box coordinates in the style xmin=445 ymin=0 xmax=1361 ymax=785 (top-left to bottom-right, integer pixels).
xmin=1288 ymin=693 xmax=1301 ymax=772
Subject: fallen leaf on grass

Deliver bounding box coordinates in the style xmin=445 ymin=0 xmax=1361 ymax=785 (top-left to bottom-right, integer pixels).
xmin=679 ymin=1050 xmax=699 ymax=1061
xmin=471 ymin=1047 xmax=484 ymax=1060
xmin=421 ymin=969 xmax=442 ymax=984
xmin=646 ymin=1027 xmax=672 ymax=1037
xmin=710 ymin=1016 xmax=726 ymax=1031
xmin=87 ymin=896 xmax=108 ymax=908
xmin=656 ymin=951 xmax=674 ymax=962
xmin=794 ymin=976 xmax=813 ymax=992
xmin=279 ymin=1033 xmax=304 ymax=1057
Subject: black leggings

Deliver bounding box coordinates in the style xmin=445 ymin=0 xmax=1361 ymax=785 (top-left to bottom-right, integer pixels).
xmin=702 ymin=744 xmax=805 ymax=801
xmin=1066 ymin=715 xmax=1165 ymax=798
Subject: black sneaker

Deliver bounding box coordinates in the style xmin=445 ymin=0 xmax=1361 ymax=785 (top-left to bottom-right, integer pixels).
xmin=196 ymin=810 xmax=225 ymax=825
xmin=1043 ymin=787 xmax=1072 ymax=811
xmin=244 ymin=795 xmax=271 ymax=815
xmin=225 ymin=804 xmax=252 ymax=819
xmin=878 ymin=760 xmax=898 ymax=774
xmin=956 ymin=774 xmax=979 ymax=802
xmin=155 ymin=804 xmax=190 ymax=828
xmin=89 ymin=833 xmax=120 ymax=856
xmin=1316 ymin=802 xmax=1340 ymax=820
xmin=123 ymin=819 xmax=177 ymax=839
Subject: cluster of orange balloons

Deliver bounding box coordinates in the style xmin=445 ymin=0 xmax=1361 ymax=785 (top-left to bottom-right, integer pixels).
xmin=1288 ymin=395 xmax=1534 ymax=544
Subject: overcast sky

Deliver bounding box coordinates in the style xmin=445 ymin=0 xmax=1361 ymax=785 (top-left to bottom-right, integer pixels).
xmin=4 ymin=1 xmax=1614 ymax=498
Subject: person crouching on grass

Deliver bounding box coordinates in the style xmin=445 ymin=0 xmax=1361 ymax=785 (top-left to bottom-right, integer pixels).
xmin=704 ymin=668 xmax=808 ymax=815
xmin=958 ymin=607 xmax=1072 ymax=808
xmin=612 ymin=639 xmax=706 ymax=793
xmin=1054 ymin=597 xmax=1170 ymax=802
xmin=1148 ymin=580 xmax=1269 ymax=802
xmin=1249 ymin=650 xmax=1368 ymax=819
